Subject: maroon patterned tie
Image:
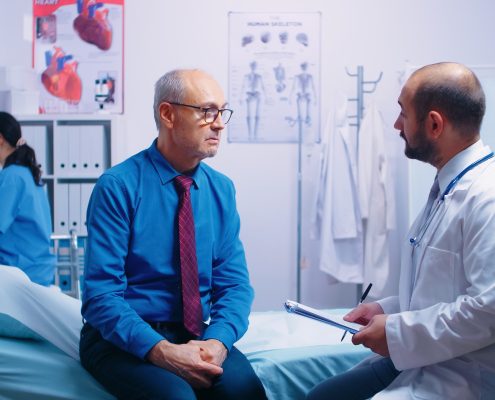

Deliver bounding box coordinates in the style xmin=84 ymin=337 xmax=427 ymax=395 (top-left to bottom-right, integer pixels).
xmin=174 ymin=175 xmax=202 ymax=337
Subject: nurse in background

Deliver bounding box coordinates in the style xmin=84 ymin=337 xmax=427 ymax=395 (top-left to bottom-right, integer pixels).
xmin=0 ymin=111 xmax=55 ymax=286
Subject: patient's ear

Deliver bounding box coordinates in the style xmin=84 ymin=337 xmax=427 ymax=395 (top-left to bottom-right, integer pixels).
xmin=159 ymin=102 xmax=175 ymax=129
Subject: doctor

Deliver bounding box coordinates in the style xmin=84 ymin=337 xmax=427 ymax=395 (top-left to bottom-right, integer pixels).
xmin=307 ymin=62 xmax=495 ymax=400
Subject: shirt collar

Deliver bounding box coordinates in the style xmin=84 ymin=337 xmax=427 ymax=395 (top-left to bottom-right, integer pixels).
xmin=437 ymin=139 xmax=490 ymax=195
xmin=146 ymin=139 xmax=203 ymax=188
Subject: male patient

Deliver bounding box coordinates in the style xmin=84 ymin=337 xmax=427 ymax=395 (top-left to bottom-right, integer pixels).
xmin=80 ymin=69 xmax=267 ymax=400
xmin=308 ymin=62 xmax=495 ymax=399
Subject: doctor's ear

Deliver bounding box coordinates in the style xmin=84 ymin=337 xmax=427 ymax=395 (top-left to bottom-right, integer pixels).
xmin=427 ymin=111 xmax=443 ymax=138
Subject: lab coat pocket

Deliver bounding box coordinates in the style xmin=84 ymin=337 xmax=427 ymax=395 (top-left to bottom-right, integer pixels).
xmin=412 ymin=246 xmax=457 ymax=308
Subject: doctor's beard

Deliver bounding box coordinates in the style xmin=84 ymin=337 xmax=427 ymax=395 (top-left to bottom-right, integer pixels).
xmin=401 ymin=125 xmax=438 ymax=165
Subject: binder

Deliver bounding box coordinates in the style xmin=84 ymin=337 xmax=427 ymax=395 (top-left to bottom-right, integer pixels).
xmin=86 ymin=125 xmax=105 ymax=176
xmin=67 ymin=126 xmax=81 ymax=176
xmin=54 ymin=183 xmax=69 ymax=234
xmin=78 ymin=125 xmax=92 ymax=175
xmin=57 ymin=266 xmax=72 ymax=291
xmin=68 ymin=183 xmax=81 ymax=232
xmin=54 ymin=126 xmax=70 ymax=175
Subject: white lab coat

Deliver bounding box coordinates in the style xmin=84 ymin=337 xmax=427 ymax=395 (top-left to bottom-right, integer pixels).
xmin=312 ymin=101 xmax=364 ymax=283
xmin=358 ymin=103 xmax=396 ymax=296
xmin=370 ymin=141 xmax=495 ymax=399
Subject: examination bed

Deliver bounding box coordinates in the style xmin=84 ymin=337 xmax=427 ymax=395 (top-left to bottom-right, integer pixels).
xmin=0 ymin=265 xmax=370 ymax=400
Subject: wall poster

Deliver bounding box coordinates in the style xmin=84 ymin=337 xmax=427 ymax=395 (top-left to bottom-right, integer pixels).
xmin=33 ymin=0 xmax=124 ymax=114
xmin=228 ymin=12 xmax=321 ymax=143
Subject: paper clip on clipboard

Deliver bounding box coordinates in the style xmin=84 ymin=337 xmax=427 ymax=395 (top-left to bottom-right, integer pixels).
xmin=284 ymin=300 xmax=360 ymax=334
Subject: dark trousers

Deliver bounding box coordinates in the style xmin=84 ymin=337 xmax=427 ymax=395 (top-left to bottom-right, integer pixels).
xmin=306 ymin=357 xmax=401 ymax=400
xmin=80 ymin=323 xmax=267 ymax=400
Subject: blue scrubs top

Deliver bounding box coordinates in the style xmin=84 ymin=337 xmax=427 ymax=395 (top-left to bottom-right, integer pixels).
xmin=0 ymin=165 xmax=55 ymax=286
xmin=82 ymin=140 xmax=254 ymax=359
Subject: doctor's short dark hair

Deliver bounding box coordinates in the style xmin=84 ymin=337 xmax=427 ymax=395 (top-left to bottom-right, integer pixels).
xmin=412 ymin=73 xmax=486 ymax=136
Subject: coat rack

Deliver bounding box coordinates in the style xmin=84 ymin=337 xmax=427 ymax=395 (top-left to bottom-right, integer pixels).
xmin=345 ymin=65 xmax=383 ymax=301
xmin=346 ymin=66 xmax=383 ymax=148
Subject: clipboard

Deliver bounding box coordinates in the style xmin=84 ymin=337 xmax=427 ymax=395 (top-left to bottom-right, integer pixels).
xmin=284 ymin=300 xmax=362 ymax=334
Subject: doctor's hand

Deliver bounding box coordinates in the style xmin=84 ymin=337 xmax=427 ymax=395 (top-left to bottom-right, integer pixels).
xmin=190 ymin=339 xmax=228 ymax=367
xmin=352 ymin=314 xmax=390 ymax=357
xmin=146 ymin=339 xmax=223 ymax=388
xmin=344 ymin=302 xmax=384 ymax=326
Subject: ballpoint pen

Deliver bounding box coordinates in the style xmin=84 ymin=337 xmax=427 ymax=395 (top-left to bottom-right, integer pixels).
xmin=341 ymin=283 xmax=373 ymax=342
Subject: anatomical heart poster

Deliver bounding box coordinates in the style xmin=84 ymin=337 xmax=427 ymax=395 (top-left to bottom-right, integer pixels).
xmin=33 ymin=0 xmax=124 ymax=114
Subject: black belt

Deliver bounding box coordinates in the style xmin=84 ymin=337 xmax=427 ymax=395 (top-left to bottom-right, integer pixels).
xmin=147 ymin=321 xmax=184 ymax=330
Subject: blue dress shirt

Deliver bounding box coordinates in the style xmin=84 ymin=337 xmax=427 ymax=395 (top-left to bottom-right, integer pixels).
xmin=0 ymin=165 xmax=55 ymax=286
xmin=82 ymin=140 xmax=254 ymax=359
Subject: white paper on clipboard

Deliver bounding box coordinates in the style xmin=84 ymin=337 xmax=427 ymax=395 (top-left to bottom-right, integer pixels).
xmin=284 ymin=300 xmax=362 ymax=334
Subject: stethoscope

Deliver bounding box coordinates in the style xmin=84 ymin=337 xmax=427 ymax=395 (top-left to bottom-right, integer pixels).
xmin=409 ymin=151 xmax=494 ymax=247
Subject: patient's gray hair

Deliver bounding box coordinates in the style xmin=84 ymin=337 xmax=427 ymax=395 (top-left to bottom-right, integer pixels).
xmin=153 ymin=70 xmax=186 ymax=130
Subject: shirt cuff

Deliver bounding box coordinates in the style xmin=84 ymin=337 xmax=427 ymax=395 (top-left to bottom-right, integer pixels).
xmin=128 ymin=325 xmax=165 ymax=360
xmin=202 ymin=323 xmax=236 ymax=351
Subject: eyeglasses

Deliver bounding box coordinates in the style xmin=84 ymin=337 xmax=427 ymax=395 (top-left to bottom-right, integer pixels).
xmin=168 ymin=102 xmax=233 ymax=124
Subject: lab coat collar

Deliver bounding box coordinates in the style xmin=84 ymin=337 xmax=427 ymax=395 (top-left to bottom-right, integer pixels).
xmin=437 ymin=140 xmax=489 ymax=195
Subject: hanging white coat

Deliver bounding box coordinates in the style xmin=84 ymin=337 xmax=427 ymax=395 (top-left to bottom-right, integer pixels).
xmin=358 ymin=103 xmax=395 ymax=297
xmin=312 ymin=100 xmax=364 ymax=283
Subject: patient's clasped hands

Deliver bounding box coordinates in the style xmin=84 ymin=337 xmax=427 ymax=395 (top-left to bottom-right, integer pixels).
xmin=344 ymin=302 xmax=390 ymax=357
xmin=146 ymin=339 xmax=227 ymax=388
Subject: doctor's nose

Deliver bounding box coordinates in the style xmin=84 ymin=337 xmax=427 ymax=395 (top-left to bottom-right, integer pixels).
xmin=394 ymin=115 xmax=402 ymax=131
